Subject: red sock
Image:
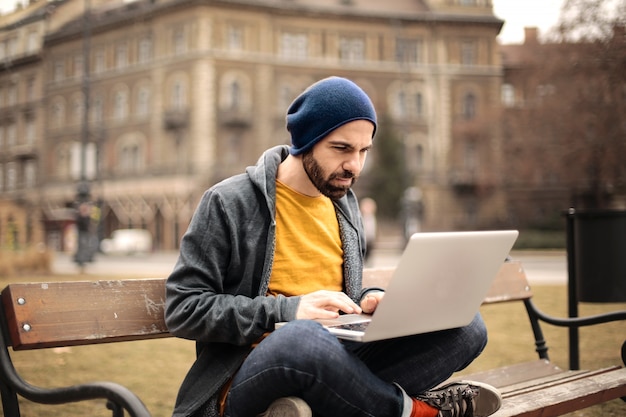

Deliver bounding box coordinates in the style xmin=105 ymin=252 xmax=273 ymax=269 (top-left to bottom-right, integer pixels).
xmin=410 ymin=398 xmax=439 ymax=417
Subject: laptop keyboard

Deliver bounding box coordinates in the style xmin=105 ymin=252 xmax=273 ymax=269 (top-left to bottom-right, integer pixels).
xmin=329 ymin=321 xmax=370 ymax=332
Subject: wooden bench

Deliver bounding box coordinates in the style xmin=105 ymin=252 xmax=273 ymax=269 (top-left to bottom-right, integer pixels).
xmin=1 ymin=260 xmax=625 ymax=417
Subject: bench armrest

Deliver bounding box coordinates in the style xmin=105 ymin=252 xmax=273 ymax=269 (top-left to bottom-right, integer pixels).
xmin=522 ymin=298 xmax=626 ymax=363
xmin=0 ymin=315 xmax=151 ymax=417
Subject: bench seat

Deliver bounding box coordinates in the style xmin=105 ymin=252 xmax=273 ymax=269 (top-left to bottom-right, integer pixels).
xmin=1 ymin=260 xmax=625 ymax=417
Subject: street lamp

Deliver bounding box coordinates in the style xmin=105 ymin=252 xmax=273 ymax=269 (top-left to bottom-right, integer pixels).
xmin=74 ymin=0 xmax=94 ymax=269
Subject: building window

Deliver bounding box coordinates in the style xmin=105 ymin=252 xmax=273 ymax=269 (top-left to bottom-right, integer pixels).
xmin=463 ymin=141 xmax=478 ymax=171
xmin=227 ymin=25 xmax=243 ymax=51
xmin=173 ymin=27 xmax=187 ymax=55
xmin=26 ymin=77 xmax=36 ymax=101
xmin=280 ymin=32 xmax=308 ymax=60
xmin=8 ymin=83 xmax=17 ymax=106
xmin=396 ymin=90 xmax=407 ymax=118
xmin=27 ymin=31 xmax=38 ymax=52
xmin=6 ymin=162 xmax=16 ymax=191
xmin=92 ymin=94 xmax=104 ymax=123
xmin=392 ymin=88 xmax=425 ymax=120
xmin=54 ymin=60 xmax=65 ymax=82
xmin=114 ymin=90 xmax=129 ymax=121
xmin=0 ymin=164 xmax=3 ymax=192
xmin=396 ymin=38 xmax=422 ymax=65
xmin=0 ymin=125 xmax=4 ymax=148
xmin=501 ymin=83 xmax=515 ymax=107
xmin=414 ymin=144 xmax=424 ymax=170
xmin=7 ymin=37 xmax=17 ymax=56
xmin=227 ymin=80 xmax=241 ymax=110
xmin=51 ymin=101 xmax=65 ymax=128
xmin=72 ymin=96 xmax=84 ymax=125
xmin=94 ymin=48 xmax=105 ymax=73
xmin=339 ymin=36 xmax=364 ymax=63
xmin=24 ymin=160 xmax=36 ymax=188
xmin=116 ymin=43 xmax=128 ymax=69
xmin=6 ymin=123 xmax=16 ymax=147
xmin=119 ymin=143 xmax=142 ymax=174
xmin=55 ymin=146 xmax=68 ymax=179
xmin=461 ymin=41 xmax=476 ymax=66
xmin=172 ymin=81 xmax=186 ymax=110
xmin=278 ymin=84 xmax=296 ymax=112
xmin=70 ymin=141 xmax=97 ymax=180
xmin=25 ymin=118 xmax=35 ymax=145
xmin=137 ymin=87 xmax=151 ymax=117
xmin=74 ymin=55 xmax=84 ymax=78
xmin=414 ymin=92 xmax=424 ymax=117
xmin=462 ymin=92 xmax=477 ymax=119
xmin=138 ymin=37 xmax=152 ymax=63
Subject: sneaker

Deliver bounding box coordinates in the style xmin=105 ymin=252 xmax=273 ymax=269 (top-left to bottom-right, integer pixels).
xmin=416 ymin=380 xmax=502 ymax=417
xmin=258 ymin=397 xmax=312 ymax=417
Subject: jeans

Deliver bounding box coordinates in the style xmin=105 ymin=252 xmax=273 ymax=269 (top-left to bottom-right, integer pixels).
xmin=224 ymin=314 xmax=488 ymax=417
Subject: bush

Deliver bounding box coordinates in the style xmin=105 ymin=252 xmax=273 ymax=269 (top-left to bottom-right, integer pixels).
xmin=0 ymin=246 xmax=53 ymax=276
xmin=513 ymin=229 xmax=566 ymax=250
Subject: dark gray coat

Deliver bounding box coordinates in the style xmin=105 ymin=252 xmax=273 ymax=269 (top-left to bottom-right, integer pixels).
xmin=165 ymin=145 xmax=367 ymax=417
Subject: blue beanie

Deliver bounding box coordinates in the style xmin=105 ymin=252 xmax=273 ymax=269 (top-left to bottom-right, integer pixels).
xmin=286 ymin=77 xmax=377 ymax=156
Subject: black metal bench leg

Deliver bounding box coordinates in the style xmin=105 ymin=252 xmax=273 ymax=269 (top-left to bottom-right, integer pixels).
xmin=1 ymin=378 xmax=21 ymax=417
xmin=622 ymin=340 xmax=626 ymax=402
xmin=108 ymin=399 xmax=125 ymax=417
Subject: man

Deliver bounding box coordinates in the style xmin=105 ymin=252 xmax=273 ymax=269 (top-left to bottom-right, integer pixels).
xmin=165 ymin=76 xmax=501 ymax=417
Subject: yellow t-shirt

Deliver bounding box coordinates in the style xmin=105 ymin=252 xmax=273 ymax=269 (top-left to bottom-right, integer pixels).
xmin=268 ymin=180 xmax=344 ymax=296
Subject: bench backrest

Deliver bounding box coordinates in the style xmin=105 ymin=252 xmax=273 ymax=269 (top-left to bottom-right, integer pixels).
xmin=1 ymin=279 xmax=169 ymax=350
xmin=0 ymin=261 xmax=530 ymax=351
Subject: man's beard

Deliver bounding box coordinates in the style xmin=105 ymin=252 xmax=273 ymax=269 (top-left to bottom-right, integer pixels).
xmin=302 ymin=151 xmax=357 ymax=200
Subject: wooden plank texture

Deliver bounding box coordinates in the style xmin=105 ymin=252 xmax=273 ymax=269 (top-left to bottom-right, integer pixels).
xmin=456 ymin=360 xmax=566 ymax=389
xmin=2 ymin=279 xmax=169 ymax=350
xmin=362 ymin=261 xmax=531 ymax=305
xmin=483 ymin=261 xmax=533 ymax=304
xmin=491 ymin=367 xmax=626 ymax=417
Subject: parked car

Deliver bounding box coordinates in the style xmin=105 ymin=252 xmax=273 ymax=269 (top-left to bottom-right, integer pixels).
xmin=100 ymin=229 xmax=152 ymax=255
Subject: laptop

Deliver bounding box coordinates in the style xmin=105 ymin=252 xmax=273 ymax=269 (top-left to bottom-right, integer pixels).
xmin=278 ymin=230 xmax=518 ymax=342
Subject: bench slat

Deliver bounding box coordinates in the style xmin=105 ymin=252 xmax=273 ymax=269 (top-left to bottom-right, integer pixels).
xmin=2 ymin=279 xmax=169 ymax=350
xmin=483 ymin=262 xmax=533 ymax=304
xmin=492 ymin=366 xmax=626 ymax=417
xmin=456 ymin=360 xmax=565 ymax=389
xmin=362 ymin=261 xmax=532 ymax=305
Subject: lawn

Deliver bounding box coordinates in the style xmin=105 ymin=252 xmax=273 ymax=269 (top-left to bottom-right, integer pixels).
xmin=0 ymin=273 xmax=624 ymax=416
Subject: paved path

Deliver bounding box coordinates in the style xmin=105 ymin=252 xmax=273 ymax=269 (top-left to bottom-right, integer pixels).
xmin=52 ymin=249 xmax=568 ymax=285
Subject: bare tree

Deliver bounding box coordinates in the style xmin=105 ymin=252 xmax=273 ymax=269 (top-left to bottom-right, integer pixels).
xmin=508 ymin=0 xmax=626 ymax=209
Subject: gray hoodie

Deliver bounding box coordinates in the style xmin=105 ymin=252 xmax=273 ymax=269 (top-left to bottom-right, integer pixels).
xmin=165 ymin=145 xmax=367 ymax=417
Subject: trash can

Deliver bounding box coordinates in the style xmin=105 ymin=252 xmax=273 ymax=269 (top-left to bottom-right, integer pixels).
xmin=569 ymin=209 xmax=626 ymax=302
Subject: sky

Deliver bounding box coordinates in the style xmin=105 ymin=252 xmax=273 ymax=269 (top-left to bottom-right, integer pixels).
xmin=0 ymin=0 xmax=564 ymax=45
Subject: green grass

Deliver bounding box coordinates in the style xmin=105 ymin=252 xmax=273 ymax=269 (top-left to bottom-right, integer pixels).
xmin=1 ymin=275 xmax=624 ymax=416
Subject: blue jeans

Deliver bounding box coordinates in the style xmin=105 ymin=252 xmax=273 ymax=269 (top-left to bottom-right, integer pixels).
xmin=224 ymin=314 xmax=488 ymax=417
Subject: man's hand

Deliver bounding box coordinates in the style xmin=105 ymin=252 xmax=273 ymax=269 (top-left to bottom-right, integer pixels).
xmin=360 ymin=291 xmax=384 ymax=314
xmin=296 ymin=290 xmax=362 ymax=320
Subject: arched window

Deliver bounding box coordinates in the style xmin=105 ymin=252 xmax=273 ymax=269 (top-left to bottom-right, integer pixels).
xmin=118 ymin=138 xmax=144 ymax=175
xmin=51 ymin=99 xmax=66 ymax=128
xmin=92 ymin=94 xmax=104 ymax=123
xmin=172 ymin=80 xmax=186 ymax=110
xmin=137 ymin=86 xmax=151 ymax=117
xmin=114 ymin=90 xmax=129 ymax=121
xmin=229 ymin=80 xmax=241 ymax=110
xmin=462 ymin=92 xmax=476 ymax=120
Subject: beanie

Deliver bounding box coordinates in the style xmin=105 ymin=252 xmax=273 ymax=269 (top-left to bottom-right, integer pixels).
xmin=286 ymin=77 xmax=377 ymax=156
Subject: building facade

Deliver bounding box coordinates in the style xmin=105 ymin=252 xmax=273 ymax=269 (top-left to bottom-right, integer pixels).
xmin=1 ymin=0 xmax=505 ymax=252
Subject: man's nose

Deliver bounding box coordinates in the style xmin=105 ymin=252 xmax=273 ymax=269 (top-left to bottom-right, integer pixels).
xmin=343 ymin=153 xmax=362 ymax=174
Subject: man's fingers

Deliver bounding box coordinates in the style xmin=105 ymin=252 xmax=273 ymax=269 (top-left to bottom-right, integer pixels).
xmin=296 ymin=290 xmax=362 ymax=319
